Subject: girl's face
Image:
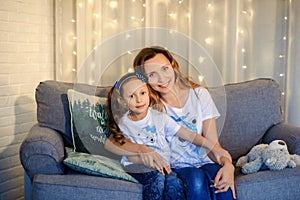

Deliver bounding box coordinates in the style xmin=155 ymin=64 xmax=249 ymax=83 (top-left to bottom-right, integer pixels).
xmin=143 ymin=53 xmax=175 ymax=94
xmin=121 ymin=78 xmax=150 ymax=120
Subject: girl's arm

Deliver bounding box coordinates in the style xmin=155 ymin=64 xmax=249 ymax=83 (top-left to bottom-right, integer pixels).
xmin=202 ymin=118 xmax=232 ymax=163
xmin=175 ymin=127 xmax=216 ymax=149
xmin=104 ymin=134 xmax=171 ymax=174
xmin=175 ymin=120 xmax=232 ymax=164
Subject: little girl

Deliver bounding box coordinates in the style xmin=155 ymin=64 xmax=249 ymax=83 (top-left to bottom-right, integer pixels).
xmin=106 ymin=72 xmax=229 ymax=200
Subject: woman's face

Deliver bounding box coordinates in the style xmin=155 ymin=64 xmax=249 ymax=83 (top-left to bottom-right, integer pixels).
xmin=143 ymin=53 xmax=175 ymax=94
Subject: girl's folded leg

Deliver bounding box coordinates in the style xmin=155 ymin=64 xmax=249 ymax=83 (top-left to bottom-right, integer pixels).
xmin=164 ymin=172 xmax=185 ymax=200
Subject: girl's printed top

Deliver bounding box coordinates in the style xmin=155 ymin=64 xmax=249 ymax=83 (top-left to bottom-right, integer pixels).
xmin=119 ymin=108 xmax=181 ymax=167
xmin=163 ymin=87 xmax=220 ymax=169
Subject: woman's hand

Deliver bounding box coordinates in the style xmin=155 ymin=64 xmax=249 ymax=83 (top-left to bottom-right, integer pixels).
xmin=212 ymin=157 xmax=237 ymax=199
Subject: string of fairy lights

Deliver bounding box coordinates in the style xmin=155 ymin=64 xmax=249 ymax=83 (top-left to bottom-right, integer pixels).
xmin=57 ymin=0 xmax=288 ymax=101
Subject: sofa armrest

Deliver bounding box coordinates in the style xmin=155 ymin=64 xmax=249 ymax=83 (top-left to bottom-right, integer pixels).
xmin=20 ymin=124 xmax=65 ymax=180
xmin=262 ymin=122 xmax=300 ymax=154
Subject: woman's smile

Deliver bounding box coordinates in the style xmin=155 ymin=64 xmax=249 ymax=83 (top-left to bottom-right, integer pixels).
xmin=158 ymin=81 xmax=170 ymax=88
xmin=135 ymin=104 xmax=146 ymax=109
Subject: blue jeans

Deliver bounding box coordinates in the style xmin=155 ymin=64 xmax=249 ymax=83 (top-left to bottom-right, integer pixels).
xmin=173 ymin=164 xmax=235 ymax=200
xmin=124 ymin=164 xmax=185 ymax=200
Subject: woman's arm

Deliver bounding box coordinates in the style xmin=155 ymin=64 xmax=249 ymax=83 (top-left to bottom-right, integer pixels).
xmin=202 ymin=119 xmax=236 ymax=198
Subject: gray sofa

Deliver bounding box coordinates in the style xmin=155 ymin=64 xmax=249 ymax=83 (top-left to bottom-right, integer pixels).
xmin=19 ymin=78 xmax=300 ymax=200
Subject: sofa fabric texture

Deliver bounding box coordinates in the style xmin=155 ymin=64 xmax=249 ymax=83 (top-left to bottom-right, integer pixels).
xmin=20 ymin=78 xmax=300 ymax=200
xmin=32 ymin=174 xmax=143 ymax=200
xmin=216 ymin=79 xmax=282 ymax=160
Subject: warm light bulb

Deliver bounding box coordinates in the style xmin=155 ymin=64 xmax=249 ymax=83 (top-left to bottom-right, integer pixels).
xmin=89 ymin=79 xmax=95 ymax=85
xmin=198 ymin=56 xmax=205 ymax=63
xmin=169 ymin=13 xmax=177 ymax=19
xmin=126 ymin=33 xmax=131 ymax=39
xmin=198 ymin=75 xmax=204 ymax=82
xmin=205 ymin=37 xmax=213 ymax=45
xmin=109 ymin=1 xmax=118 ymax=8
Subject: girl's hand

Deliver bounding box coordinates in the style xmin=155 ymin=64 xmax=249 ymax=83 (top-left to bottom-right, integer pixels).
xmin=212 ymin=157 xmax=237 ymax=199
xmin=128 ymin=145 xmax=172 ymax=175
xmin=138 ymin=150 xmax=172 ymax=175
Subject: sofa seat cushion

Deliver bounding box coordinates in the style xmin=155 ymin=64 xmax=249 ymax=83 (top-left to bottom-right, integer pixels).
xmin=235 ymin=166 xmax=300 ymax=200
xmin=32 ymin=174 xmax=143 ymax=200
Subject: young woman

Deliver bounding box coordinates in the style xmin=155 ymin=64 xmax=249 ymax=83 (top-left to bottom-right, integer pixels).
xmin=106 ymin=72 xmax=230 ymax=200
xmin=131 ymin=46 xmax=236 ymax=200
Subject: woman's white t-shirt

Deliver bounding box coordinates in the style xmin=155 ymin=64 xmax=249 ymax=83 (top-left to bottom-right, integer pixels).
xmin=163 ymin=87 xmax=220 ymax=168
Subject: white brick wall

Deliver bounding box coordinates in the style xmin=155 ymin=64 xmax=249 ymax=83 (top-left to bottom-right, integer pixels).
xmin=0 ymin=0 xmax=54 ymax=199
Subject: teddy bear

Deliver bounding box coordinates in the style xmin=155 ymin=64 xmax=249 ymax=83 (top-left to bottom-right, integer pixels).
xmin=236 ymin=140 xmax=300 ymax=174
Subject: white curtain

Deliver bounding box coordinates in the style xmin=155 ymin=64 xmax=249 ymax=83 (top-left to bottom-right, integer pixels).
xmin=55 ymin=0 xmax=300 ymax=126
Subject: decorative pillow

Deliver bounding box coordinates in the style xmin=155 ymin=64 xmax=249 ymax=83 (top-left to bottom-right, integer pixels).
xmin=67 ymin=89 xmax=119 ymax=159
xmin=63 ymin=147 xmax=138 ymax=183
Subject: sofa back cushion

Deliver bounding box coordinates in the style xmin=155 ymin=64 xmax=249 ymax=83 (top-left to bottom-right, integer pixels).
xmin=212 ymin=78 xmax=283 ymax=160
xmin=36 ymin=80 xmax=117 ymax=158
